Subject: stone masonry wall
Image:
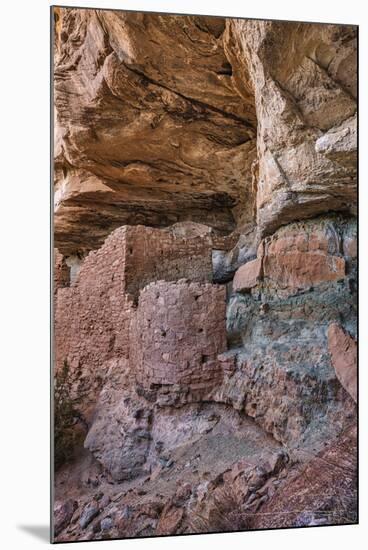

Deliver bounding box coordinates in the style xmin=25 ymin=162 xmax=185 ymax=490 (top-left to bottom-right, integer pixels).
xmin=54 ymin=224 xmax=223 ymax=416
xmin=54 ymin=248 xmax=70 ymax=293
xmin=123 ymin=226 xmax=213 ymax=301
xmin=131 ymin=280 xmax=227 ymax=406
xmin=54 ymin=228 xmax=134 ymax=416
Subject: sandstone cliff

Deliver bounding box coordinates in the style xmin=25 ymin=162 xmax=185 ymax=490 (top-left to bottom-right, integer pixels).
xmin=53 ymin=8 xmax=357 ymax=542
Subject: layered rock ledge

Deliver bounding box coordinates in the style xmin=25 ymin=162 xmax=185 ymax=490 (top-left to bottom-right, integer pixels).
xmin=53 ymin=8 xmax=357 ymax=542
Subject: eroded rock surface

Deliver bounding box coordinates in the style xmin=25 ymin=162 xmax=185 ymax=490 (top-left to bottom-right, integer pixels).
xmin=53 ymin=8 xmax=257 ymax=255
xmin=229 ymin=20 xmax=357 ymax=237
xmin=53 ymin=8 xmax=357 ymax=542
xmin=54 ymin=215 xmax=357 ymax=541
xmin=250 ymin=424 xmax=357 ymax=529
xmin=328 ymin=322 xmax=357 ymax=402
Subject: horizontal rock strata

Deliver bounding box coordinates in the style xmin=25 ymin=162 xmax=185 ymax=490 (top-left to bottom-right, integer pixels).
xmin=53 ymin=8 xmax=257 ymax=255
xmin=53 ymin=8 xmax=357 ymax=542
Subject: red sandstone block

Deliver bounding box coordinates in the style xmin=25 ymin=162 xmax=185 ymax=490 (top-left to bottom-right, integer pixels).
xmin=263 ymin=250 xmax=345 ymax=288
xmin=233 ymin=258 xmax=263 ymax=292
xmin=263 ymin=229 xmax=345 ymax=289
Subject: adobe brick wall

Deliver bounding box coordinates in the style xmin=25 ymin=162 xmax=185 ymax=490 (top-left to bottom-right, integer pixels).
xmin=131 ymin=280 xmax=227 ymax=405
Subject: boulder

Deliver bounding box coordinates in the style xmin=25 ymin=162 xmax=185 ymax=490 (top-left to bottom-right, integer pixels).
xmin=328 ymin=323 xmax=357 ymax=402
xmin=54 ymin=499 xmax=78 ymax=537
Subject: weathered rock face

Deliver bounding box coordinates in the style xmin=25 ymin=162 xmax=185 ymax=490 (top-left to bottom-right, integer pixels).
xmin=53 ymin=8 xmax=357 ymax=543
xmin=229 ymin=20 xmax=357 ymax=236
xmin=84 ymin=358 xmax=153 ymax=482
xmin=54 ymin=215 xmax=357 ymax=539
xmin=53 ymin=8 xmax=257 ymax=255
xmin=233 ymin=256 xmax=262 ymax=292
xmin=328 ymin=322 xmax=357 ymax=402
xmin=54 ymin=499 xmax=78 ymax=537
xmin=54 ymin=10 xmax=357 ymax=256
xmin=233 ymin=216 xmax=353 ymax=296
xmin=223 ymin=216 xmax=357 ymax=448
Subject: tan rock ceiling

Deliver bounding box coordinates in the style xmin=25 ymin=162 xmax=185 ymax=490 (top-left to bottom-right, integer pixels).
xmin=53 ymin=9 xmax=357 ymax=256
